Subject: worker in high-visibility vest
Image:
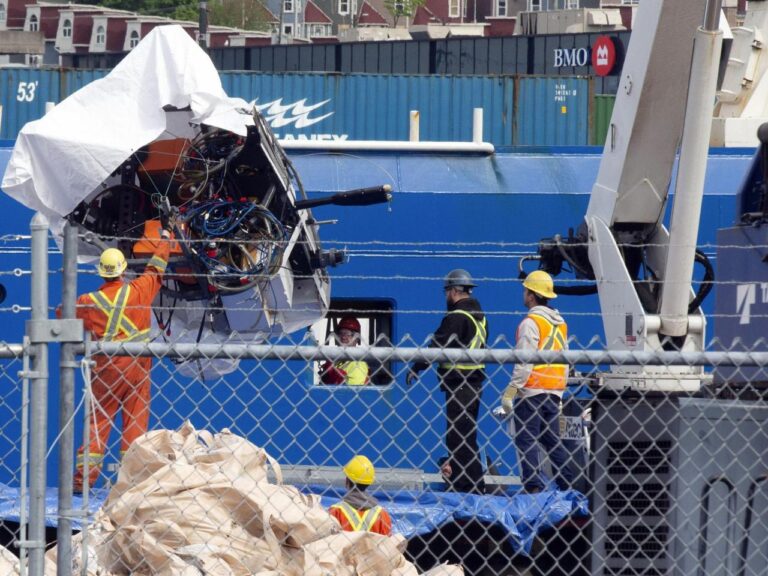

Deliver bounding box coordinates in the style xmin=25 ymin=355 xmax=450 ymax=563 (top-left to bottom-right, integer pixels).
xmin=501 ymin=270 xmax=575 ymax=493
xmin=320 ymin=316 xmax=370 ymax=385
xmin=406 ymin=269 xmax=488 ymax=494
xmin=73 ymin=227 xmax=171 ymax=493
xmin=329 ymin=455 xmax=392 ymax=536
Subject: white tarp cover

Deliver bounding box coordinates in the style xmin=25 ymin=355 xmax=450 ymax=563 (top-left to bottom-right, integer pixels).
xmin=1 ymin=25 xmax=253 ymax=227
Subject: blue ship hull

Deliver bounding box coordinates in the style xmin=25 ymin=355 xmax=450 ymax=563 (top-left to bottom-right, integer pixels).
xmin=0 ymin=145 xmax=755 ymax=485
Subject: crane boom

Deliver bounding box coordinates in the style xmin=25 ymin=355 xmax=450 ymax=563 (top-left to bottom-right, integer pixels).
xmin=531 ymin=0 xmax=724 ymax=391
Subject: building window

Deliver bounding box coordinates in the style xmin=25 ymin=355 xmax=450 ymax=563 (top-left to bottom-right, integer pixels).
xmin=566 ymin=0 xmax=579 ymax=8
xmin=497 ymin=0 xmax=507 ymax=17
xmin=309 ymin=299 xmax=395 ymax=387
xmin=28 ymin=14 xmax=38 ymax=31
xmin=62 ymin=19 xmax=72 ymax=38
xmin=310 ymin=23 xmax=329 ymax=36
xmin=129 ymin=30 xmax=140 ymax=48
xmin=621 ymin=0 xmax=639 ymax=4
xmin=339 ymin=0 xmax=349 ymax=15
xmin=283 ymin=23 xmax=293 ymax=35
xmin=95 ymin=25 xmax=105 ymax=45
xmin=449 ymin=0 xmax=460 ymax=18
xmin=0 ymin=4 xmax=6 ymax=25
xmin=284 ymin=0 xmax=293 ymax=13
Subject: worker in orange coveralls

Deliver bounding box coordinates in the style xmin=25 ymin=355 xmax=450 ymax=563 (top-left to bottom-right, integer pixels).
xmin=72 ymin=226 xmax=171 ymax=493
xmin=329 ymin=455 xmax=393 ymax=535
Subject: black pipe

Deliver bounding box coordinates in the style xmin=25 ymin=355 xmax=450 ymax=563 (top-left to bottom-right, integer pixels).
xmin=295 ymin=185 xmax=392 ymax=210
xmin=688 ymin=249 xmax=715 ymax=313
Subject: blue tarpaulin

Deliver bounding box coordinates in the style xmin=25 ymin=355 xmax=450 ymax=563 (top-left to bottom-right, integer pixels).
xmin=0 ymin=483 xmax=587 ymax=557
xmin=0 ymin=483 xmax=587 ymax=556
xmin=0 ymin=484 xmax=109 ymax=531
xmin=305 ymin=485 xmax=588 ymax=555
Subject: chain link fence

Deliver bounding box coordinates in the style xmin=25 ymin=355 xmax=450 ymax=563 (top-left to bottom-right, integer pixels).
xmin=2 ymin=335 xmax=767 ymax=576
xmin=0 ymin=227 xmax=767 ymax=576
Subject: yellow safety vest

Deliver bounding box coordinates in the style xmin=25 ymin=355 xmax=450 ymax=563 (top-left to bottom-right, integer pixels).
xmin=329 ymin=501 xmax=384 ymax=532
xmin=335 ymin=360 xmax=369 ymax=385
xmin=440 ymin=309 xmax=487 ymax=371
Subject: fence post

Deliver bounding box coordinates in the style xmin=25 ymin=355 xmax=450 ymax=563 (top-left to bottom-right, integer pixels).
xmin=27 ymin=213 xmax=49 ymax=576
xmin=57 ymin=221 xmax=78 ymax=575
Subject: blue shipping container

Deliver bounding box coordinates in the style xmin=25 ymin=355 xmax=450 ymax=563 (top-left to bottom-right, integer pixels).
xmin=0 ymin=69 xmax=597 ymax=148
xmin=60 ymin=69 xmax=108 ymax=99
xmin=516 ymin=76 xmax=590 ymax=146
xmin=0 ymin=69 xmax=60 ymax=140
xmin=220 ymin=72 xmax=515 ymax=146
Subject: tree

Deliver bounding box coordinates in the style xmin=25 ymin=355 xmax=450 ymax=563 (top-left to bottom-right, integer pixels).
xmin=91 ymin=0 xmax=199 ymax=22
xmin=383 ymin=0 xmax=425 ymax=27
xmin=88 ymin=0 xmax=273 ymax=31
xmin=208 ymin=0 xmax=273 ymax=31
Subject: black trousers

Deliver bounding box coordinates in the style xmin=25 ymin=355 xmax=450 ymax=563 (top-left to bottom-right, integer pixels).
xmin=443 ymin=381 xmax=485 ymax=494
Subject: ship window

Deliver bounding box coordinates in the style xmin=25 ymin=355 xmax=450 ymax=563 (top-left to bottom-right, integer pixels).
xmin=308 ymin=299 xmax=395 ymax=387
xmin=62 ymin=19 xmax=72 ymax=38
xmin=29 ymin=14 xmax=38 ymax=31
xmin=129 ymin=30 xmax=140 ymax=48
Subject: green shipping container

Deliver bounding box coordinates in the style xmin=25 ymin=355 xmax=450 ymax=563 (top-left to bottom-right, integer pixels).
xmin=592 ymin=94 xmax=615 ymax=146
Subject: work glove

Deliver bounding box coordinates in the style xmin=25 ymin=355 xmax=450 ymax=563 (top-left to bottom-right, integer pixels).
xmin=320 ymin=361 xmax=346 ymax=385
xmin=500 ymin=385 xmax=519 ymax=415
xmin=405 ymin=367 xmax=421 ymax=386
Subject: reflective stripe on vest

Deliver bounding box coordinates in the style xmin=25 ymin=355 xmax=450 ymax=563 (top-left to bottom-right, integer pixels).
xmin=147 ymin=255 xmax=168 ymax=273
xmin=440 ymin=309 xmax=487 ymax=371
xmin=525 ymin=313 xmax=568 ymax=391
xmin=88 ymin=285 xmax=150 ymax=342
xmin=330 ymin=502 xmax=384 ymax=532
xmin=76 ymin=452 xmax=104 ymax=468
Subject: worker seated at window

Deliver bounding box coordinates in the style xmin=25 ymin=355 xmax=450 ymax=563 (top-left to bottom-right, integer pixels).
xmin=329 ymin=455 xmax=392 ymax=536
xmin=319 ymin=316 xmax=370 ymax=385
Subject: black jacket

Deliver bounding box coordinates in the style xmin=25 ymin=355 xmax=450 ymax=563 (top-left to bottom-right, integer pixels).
xmin=414 ymin=297 xmax=488 ymax=389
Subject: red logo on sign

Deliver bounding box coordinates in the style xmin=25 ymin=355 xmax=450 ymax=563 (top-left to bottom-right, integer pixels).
xmin=592 ymin=36 xmax=616 ymax=77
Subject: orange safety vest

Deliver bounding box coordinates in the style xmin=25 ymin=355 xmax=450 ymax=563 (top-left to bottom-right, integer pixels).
xmin=77 ymin=248 xmax=169 ymax=344
xmin=329 ymin=502 xmax=392 ymax=535
xmin=524 ymin=313 xmax=568 ymax=391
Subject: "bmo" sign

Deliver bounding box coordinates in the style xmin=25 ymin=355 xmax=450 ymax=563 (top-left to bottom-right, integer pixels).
xmin=553 ymin=35 xmax=617 ymax=76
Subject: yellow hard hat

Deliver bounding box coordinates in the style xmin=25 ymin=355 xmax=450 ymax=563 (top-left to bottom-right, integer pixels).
xmin=343 ymin=455 xmax=375 ymax=486
xmin=97 ymin=248 xmax=127 ymax=279
xmin=523 ymin=270 xmax=557 ymax=299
